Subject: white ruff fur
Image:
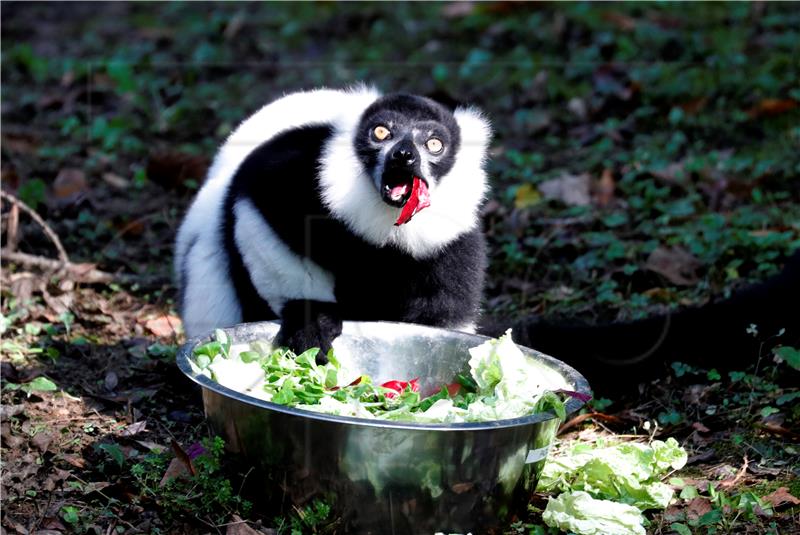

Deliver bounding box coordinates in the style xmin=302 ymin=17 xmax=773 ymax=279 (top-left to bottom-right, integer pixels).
xmin=319 ymin=106 xmax=492 ymax=258
xmin=175 ymin=86 xmax=491 ymax=337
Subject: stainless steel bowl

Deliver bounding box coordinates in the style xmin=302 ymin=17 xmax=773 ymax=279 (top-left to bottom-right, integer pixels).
xmin=177 ymin=321 xmax=591 ymax=534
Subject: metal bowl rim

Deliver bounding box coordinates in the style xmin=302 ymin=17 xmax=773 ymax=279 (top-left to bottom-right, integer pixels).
xmin=177 ymin=320 xmax=591 ymax=431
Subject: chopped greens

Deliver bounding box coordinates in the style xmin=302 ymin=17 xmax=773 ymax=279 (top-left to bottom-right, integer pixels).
xmin=194 ymin=329 xmax=574 ymax=424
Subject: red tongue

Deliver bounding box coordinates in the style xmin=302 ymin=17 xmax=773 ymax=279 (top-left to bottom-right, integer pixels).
xmin=394 ymin=177 xmax=430 ymax=226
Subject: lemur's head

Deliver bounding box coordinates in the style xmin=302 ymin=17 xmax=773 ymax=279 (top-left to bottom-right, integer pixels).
xmin=354 ymin=94 xmax=461 ymax=225
xmin=319 ymin=88 xmax=490 ymax=257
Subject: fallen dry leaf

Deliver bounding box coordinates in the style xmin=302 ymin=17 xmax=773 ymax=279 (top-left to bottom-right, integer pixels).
xmin=1 ymin=427 xmax=25 ymax=449
xmin=747 ymin=463 xmax=783 ymax=477
xmin=441 ymin=1 xmax=475 ymax=18
xmin=514 ymin=183 xmax=541 ymax=210
xmin=161 ymin=439 xmax=196 ymax=485
xmin=651 ymin=161 xmax=688 ymax=183
xmin=31 ymin=431 xmax=54 ymax=453
xmin=52 ymin=168 xmax=89 ymax=204
xmin=602 ymin=11 xmax=637 ymax=31
xmin=226 ymin=515 xmax=263 ymax=535
xmin=146 ymin=151 xmax=209 ymax=191
xmin=135 ymin=440 xmax=167 ymax=453
xmin=159 ymin=457 xmax=192 ymax=487
xmin=594 ymin=168 xmax=615 ymax=207
xmin=756 ymin=422 xmax=800 ymax=440
xmin=39 ymin=284 xmax=73 ymax=315
xmin=663 ymin=503 xmax=685 ymax=522
xmin=144 ymin=315 xmax=182 ymax=338
xmin=538 ymin=173 xmax=591 ymax=207
xmin=81 ymin=481 xmax=112 ymax=495
xmin=451 ymin=482 xmax=474 ymax=494
xmin=747 ymin=98 xmax=797 ymax=118
xmin=41 ymin=517 xmax=67 ymax=531
xmin=223 ymin=12 xmax=246 ymax=40
xmin=679 ymin=97 xmax=709 ymax=115
xmin=101 ymin=172 xmax=130 ymax=189
xmin=692 ymin=422 xmax=711 ymax=433
xmin=567 ymin=97 xmax=588 ymax=121
xmin=0 ymin=404 xmax=26 ymax=420
xmin=686 ymin=497 xmax=713 ymax=521
xmin=761 ymin=487 xmax=800 ymax=509
xmin=104 ymin=371 xmax=119 ymax=391
xmin=645 ymin=246 xmax=701 ymax=286
xmin=59 ymin=453 xmax=87 ymax=469
xmin=1 ymin=133 xmax=39 ymax=154
xmin=120 ymin=421 xmax=147 ymax=437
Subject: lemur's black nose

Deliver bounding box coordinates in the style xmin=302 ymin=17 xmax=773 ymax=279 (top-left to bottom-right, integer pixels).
xmin=391 ymin=146 xmax=416 ymax=166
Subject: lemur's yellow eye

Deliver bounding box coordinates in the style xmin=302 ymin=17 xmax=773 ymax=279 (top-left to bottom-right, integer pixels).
xmin=373 ymin=125 xmax=391 ymax=141
xmin=426 ymin=138 xmax=443 ymax=154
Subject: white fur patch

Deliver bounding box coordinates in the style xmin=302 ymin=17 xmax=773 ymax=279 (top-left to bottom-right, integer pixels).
xmin=234 ymin=199 xmax=336 ymax=314
xmin=318 ymin=105 xmax=492 ymax=259
xmin=175 ymin=85 xmax=379 ymax=337
xmin=177 ymin=231 xmax=242 ymax=338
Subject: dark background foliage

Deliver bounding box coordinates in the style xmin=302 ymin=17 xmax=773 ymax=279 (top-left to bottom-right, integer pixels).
xmin=2 ymin=3 xmax=798 ymax=534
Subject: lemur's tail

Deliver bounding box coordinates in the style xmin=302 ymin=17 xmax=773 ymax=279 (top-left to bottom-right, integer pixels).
xmin=480 ymin=251 xmax=800 ymax=393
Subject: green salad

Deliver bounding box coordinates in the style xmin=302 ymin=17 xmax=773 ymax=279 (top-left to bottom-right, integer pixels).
xmin=192 ymin=329 xmax=583 ymax=424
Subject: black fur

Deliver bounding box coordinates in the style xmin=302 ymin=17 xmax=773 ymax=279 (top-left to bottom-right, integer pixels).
xmin=222 ymin=101 xmax=484 ymax=358
xmin=275 ymin=300 xmax=343 ymax=358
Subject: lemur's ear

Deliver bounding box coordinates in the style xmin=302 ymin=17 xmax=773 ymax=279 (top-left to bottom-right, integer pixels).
xmin=426 ymin=89 xmax=462 ymax=112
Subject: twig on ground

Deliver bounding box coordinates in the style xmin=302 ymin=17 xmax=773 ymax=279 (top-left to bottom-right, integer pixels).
xmin=1 ymin=249 xmax=166 ymax=287
xmin=558 ymin=411 xmax=625 ymax=435
xmin=1 ymin=190 xmax=69 ymax=263
xmin=99 ymin=211 xmax=162 ymax=257
xmin=719 ymin=455 xmax=749 ymax=489
xmin=6 ymin=203 xmax=20 ymax=252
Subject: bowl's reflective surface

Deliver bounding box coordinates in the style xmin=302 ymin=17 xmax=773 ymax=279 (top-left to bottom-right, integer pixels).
xmin=178 ymin=321 xmax=591 ymax=534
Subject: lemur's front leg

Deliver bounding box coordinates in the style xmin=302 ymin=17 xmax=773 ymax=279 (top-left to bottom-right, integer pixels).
xmin=275 ymin=300 xmax=342 ymax=363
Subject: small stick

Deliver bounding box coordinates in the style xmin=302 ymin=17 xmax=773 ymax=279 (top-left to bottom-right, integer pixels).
xmin=1 ymin=249 xmax=165 ymax=287
xmin=6 ymin=203 xmax=20 ymax=252
xmin=558 ymin=411 xmax=625 ymax=435
xmin=0 ymin=190 xmax=69 ymax=264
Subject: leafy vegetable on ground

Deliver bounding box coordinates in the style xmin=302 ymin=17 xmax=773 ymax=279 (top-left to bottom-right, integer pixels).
xmin=537 ymin=438 xmax=688 ymax=535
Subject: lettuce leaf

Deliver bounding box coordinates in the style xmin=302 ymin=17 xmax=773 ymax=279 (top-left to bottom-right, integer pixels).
xmin=542 ymin=491 xmax=646 ymax=535
xmin=538 ymin=437 xmax=688 ymax=510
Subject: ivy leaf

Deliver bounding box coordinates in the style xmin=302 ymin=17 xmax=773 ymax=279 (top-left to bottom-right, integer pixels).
xmin=97 ymin=443 xmax=125 ymax=468
xmin=61 ymin=505 xmax=80 ymax=524
xmin=671 ymin=523 xmax=692 ymax=535
xmin=773 ymin=346 xmax=800 ymax=371
xmin=760 ymin=406 xmax=780 ymax=418
xmin=22 ymin=376 xmax=58 ymax=396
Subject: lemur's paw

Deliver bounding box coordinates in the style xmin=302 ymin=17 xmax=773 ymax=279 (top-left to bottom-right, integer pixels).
xmin=276 ymin=300 xmax=342 ymax=364
xmin=275 ymin=326 xmax=333 ymax=363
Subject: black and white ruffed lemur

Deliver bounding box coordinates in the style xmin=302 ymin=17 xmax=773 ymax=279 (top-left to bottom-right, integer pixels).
xmin=175 ymin=86 xmax=490 ymax=359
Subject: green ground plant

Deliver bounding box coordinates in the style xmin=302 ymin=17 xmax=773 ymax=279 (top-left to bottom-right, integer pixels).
xmin=131 ymin=436 xmax=252 ymax=526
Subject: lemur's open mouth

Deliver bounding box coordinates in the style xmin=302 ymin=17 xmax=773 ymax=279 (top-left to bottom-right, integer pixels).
xmin=381 ymin=171 xmax=431 ymax=226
